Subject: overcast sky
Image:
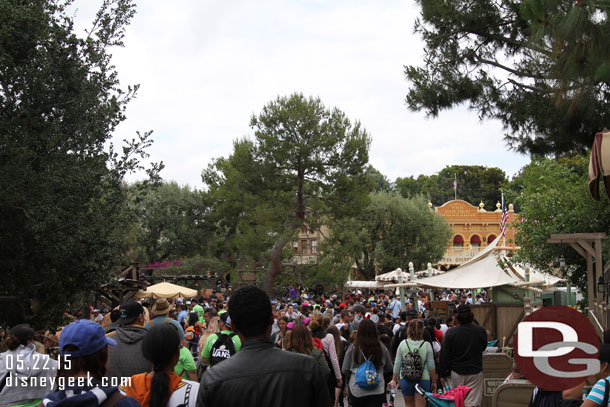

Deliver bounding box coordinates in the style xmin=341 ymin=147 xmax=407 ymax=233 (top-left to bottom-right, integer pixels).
xmin=72 ymin=1 xmax=530 ymax=189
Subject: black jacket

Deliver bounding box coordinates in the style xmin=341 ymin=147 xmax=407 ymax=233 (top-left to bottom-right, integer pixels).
xmin=439 ymin=322 xmax=487 ymax=377
xmin=197 ymin=338 xmax=331 ymax=407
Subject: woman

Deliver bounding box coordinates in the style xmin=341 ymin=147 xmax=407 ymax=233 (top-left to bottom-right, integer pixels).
xmin=0 ymin=324 xmax=58 ymax=407
xmin=341 ymin=319 xmax=393 ymax=407
xmin=43 ymin=319 xmax=139 ymax=407
xmin=310 ymin=312 xmax=343 ymax=405
xmin=287 ymin=325 xmax=330 ymax=381
xmin=570 ymin=344 xmax=610 ymax=406
xmin=327 ymin=325 xmax=345 ymax=407
xmin=123 ymin=324 xmax=199 ymax=407
xmin=271 ymin=317 xmax=288 ymax=348
xmin=389 ymin=319 xmax=437 ymax=407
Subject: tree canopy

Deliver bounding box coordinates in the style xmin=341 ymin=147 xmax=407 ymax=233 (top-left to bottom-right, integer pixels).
xmin=406 ymin=0 xmax=610 ymax=155
xmin=203 ymin=93 xmax=371 ymax=296
xmin=0 ymin=0 xmax=161 ymax=327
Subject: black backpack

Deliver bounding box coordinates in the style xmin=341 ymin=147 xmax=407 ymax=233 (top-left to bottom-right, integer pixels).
xmin=400 ymin=340 xmax=425 ymax=381
xmin=210 ymin=332 xmax=237 ymax=366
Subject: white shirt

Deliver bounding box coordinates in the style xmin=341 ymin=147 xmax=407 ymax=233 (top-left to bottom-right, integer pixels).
xmin=392 ymin=321 xmax=405 ymax=336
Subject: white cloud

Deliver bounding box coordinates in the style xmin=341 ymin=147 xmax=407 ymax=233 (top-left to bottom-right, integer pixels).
xmin=71 ymin=0 xmax=529 ymax=188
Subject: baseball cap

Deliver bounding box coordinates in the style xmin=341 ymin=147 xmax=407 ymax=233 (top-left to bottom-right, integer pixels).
xmin=118 ymin=300 xmax=144 ymax=325
xmin=60 ymin=320 xmax=116 ymax=358
xmin=220 ymin=311 xmax=231 ymax=326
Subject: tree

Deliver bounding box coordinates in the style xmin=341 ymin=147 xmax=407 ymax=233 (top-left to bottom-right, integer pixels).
xmin=512 ymin=156 xmax=610 ymax=300
xmin=406 ymin=0 xmax=610 ymax=155
xmin=396 ymin=165 xmax=507 ymax=208
xmin=128 ymin=182 xmax=212 ymax=264
xmin=203 ymin=93 xmax=371 ymax=296
xmin=0 ymin=0 xmax=161 ymax=327
xmin=354 ymin=192 xmax=452 ymax=279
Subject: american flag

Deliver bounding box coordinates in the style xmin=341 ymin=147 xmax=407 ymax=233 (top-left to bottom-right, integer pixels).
xmin=453 ymin=174 xmax=457 ymax=191
xmin=500 ymin=193 xmax=508 ymax=236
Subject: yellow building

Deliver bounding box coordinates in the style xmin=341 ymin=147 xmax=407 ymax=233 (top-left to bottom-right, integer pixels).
xmin=290 ymin=225 xmax=329 ymax=265
xmin=434 ymin=200 xmax=518 ymax=269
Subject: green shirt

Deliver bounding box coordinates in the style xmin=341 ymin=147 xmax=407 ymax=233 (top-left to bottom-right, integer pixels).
xmin=201 ymin=330 xmax=242 ymax=360
xmin=393 ymin=339 xmax=435 ymax=380
xmin=192 ymin=304 xmax=205 ymax=325
xmin=174 ymin=346 xmax=196 ymax=379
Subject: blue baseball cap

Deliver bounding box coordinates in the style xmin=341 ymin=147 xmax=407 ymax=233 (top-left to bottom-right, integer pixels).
xmin=60 ymin=320 xmax=116 ymax=358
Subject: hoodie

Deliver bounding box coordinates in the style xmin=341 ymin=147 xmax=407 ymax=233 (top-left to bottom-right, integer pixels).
xmin=106 ymin=326 xmax=152 ymax=381
xmin=0 ymin=344 xmax=57 ymax=406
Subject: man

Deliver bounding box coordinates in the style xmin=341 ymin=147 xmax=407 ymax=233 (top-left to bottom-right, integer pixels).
xmin=390 ymin=308 xmax=418 ymax=357
xmin=348 ymin=303 xmax=367 ymax=333
xmin=335 ymin=310 xmax=351 ymax=331
xmin=196 ymin=285 xmax=330 ymax=407
xmin=144 ymin=298 xmax=186 ymax=340
xmin=200 ymin=311 xmax=241 ymax=367
xmin=388 ymin=295 xmax=401 ymax=320
xmin=92 ymin=309 xmax=103 ymax=324
xmin=285 ymin=304 xmax=298 ymax=320
xmin=176 ymin=303 xmax=188 ymax=326
xmin=475 ymin=294 xmax=485 ymax=304
xmin=106 ymin=300 xmax=152 ymax=380
xmin=439 ymin=304 xmax=487 ymax=407
xmin=192 ymin=299 xmax=205 ymax=325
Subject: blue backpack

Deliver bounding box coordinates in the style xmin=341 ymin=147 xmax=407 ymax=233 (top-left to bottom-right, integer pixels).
xmin=355 ymin=349 xmax=380 ymax=390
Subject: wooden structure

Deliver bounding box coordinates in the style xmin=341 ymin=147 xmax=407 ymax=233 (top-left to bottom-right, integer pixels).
xmin=547 ymin=232 xmax=607 ymax=335
xmin=471 ymin=303 xmax=525 ymax=345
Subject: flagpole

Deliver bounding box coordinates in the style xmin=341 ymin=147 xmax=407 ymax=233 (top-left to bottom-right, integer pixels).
xmin=502 ymin=190 xmax=506 ymax=249
xmin=454 ymin=174 xmax=457 ymax=200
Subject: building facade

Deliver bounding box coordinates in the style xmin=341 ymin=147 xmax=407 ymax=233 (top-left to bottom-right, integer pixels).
xmin=434 ymin=200 xmax=518 ymax=269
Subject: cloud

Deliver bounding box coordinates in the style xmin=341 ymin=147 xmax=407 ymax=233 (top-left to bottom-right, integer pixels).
xmin=71 ymin=0 xmax=529 ymax=188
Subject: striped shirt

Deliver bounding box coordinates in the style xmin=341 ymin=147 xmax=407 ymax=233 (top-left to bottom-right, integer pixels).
xmin=587 ymin=377 xmax=610 ymax=406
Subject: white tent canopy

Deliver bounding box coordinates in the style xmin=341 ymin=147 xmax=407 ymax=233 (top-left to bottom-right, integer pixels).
xmin=375 ymin=268 xmax=413 ymax=282
xmin=345 ymin=280 xmax=387 ymax=289
xmin=134 ymin=281 xmax=198 ymax=299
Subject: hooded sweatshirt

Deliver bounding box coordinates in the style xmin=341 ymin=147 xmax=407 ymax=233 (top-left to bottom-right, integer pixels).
xmin=106 ymin=326 xmax=152 ymax=381
xmin=0 ymin=344 xmax=57 ymax=406
xmin=122 ymin=372 xmax=199 ymax=407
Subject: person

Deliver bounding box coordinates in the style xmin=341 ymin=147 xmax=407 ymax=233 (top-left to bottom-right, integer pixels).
xmin=286 ymin=304 xmax=299 ymax=320
xmin=122 ymin=324 xmax=199 ymax=407
xmin=341 ymin=319 xmax=393 ymax=407
xmin=327 ymin=325 xmax=345 ymax=407
xmin=391 ymin=309 xmax=418 ymax=358
xmin=388 ymin=297 xmax=401 ymax=320
xmin=42 ymin=319 xmax=139 ymax=407
xmin=200 ymin=311 xmax=241 ymax=367
xmin=106 ymin=300 xmax=152 ymax=381
xmin=92 ymin=308 xmax=104 ymax=324
xmin=311 ymin=312 xmax=342 ymax=405
xmin=335 ymin=311 xmax=351 ymax=332
xmin=144 ymin=299 xmax=185 ymax=341
xmin=174 ymin=341 xmax=198 ymax=382
xmin=502 ymin=362 xmax=524 ymax=384
xmin=271 ymin=316 xmax=288 ymax=347
xmin=287 ymin=324 xmax=330 ymax=382
xmin=567 ymin=344 xmax=610 ymax=405
xmin=176 ymin=304 xmax=188 ymax=326
xmin=191 ymin=300 xmax=205 ymax=325
xmin=439 ymin=304 xmax=487 ymax=407
xmin=389 ymin=319 xmax=437 ymax=407
xmin=107 ymin=309 xmax=122 ymax=334
xmin=196 ymin=285 xmax=331 ymax=407
xmin=0 ymin=324 xmax=58 ymax=407
xmin=197 ymin=316 xmax=220 ymax=357
xmin=184 ymin=312 xmax=203 ymax=359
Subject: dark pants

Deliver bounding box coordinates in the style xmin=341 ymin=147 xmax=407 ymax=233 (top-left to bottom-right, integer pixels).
xmin=350 ymin=393 xmax=385 ymax=407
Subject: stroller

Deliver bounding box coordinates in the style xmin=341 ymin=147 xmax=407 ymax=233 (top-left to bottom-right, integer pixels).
xmin=415 ymin=384 xmax=471 ymax=407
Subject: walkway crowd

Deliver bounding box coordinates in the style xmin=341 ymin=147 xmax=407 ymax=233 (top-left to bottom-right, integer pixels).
xmin=0 ymin=286 xmax=499 ymax=407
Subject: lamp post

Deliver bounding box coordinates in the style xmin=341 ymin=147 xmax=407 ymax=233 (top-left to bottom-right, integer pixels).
xmin=409 ymin=262 xmax=416 ymax=310
xmin=559 ymin=255 xmax=570 ymax=306
xmin=398 ymin=268 xmax=406 ymax=312
xmin=428 ymin=263 xmax=434 ymax=301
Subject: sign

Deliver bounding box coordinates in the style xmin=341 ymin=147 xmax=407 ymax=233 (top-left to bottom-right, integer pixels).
xmin=514 ymin=306 xmax=599 ymax=391
xmin=484 ymin=378 xmax=505 ymax=396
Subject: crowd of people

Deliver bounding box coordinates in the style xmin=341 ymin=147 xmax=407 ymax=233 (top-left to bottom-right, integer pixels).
xmin=0 ymin=285 xmax=496 ymax=407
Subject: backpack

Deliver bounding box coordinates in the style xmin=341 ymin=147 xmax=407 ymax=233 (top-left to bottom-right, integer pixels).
xmin=184 ymin=326 xmax=195 ymax=341
xmin=209 ymin=332 xmax=237 ymax=366
xmin=400 ymin=340 xmax=425 ymax=381
xmin=529 ymin=388 xmax=562 ymax=407
xmin=312 ymin=337 xmax=323 ymax=350
xmin=355 ymin=349 xmax=380 ymax=390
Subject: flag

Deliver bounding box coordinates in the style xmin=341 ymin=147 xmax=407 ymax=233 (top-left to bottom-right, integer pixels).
xmin=453 ymin=174 xmax=457 ymax=191
xmin=500 ymin=193 xmax=508 ymax=236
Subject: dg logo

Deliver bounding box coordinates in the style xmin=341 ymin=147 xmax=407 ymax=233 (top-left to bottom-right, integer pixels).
xmin=514 ymin=306 xmax=600 ymax=391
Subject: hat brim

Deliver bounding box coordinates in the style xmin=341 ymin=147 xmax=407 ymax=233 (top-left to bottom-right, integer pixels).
xmin=106 ymin=337 xmax=117 ymax=346
xmin=117 ymin=315 xmax=138 ymax=326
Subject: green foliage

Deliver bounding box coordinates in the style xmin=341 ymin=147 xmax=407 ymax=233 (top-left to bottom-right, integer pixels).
xmin=406 ymin=0 xmax=610 ymax=155
xmin=513 ymin=156 xmax=610 ymax=297
xmin=396 ymin=165 xmax=507 ymax=208
xmin=128 ymin=182 xmax=212 ymax=264
xmin=203 ymin=93 xmax=371 ymax=295
xmin=0 ymin=0 xmax=161 ymax=328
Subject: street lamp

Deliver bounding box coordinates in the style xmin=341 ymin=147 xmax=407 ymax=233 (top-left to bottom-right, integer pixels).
xmin=598 ymin=275 xmax=606 ymax=294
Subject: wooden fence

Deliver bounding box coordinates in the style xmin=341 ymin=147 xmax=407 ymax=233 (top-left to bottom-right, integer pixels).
xmin=471 ymin=303 xmax=524 ymax=345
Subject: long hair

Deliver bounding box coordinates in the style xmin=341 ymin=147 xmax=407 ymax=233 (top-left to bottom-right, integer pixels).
xmin=327 ymin=325 xmax=343 ymax=358
xmin=141 ymin=325 xmax=181 ymax=407
xmin=407 ymin=319 xmax=424 ymax=341
xmin=290 ymin=325 xmax=314 ymax=355
xmin=354 ymin=319 xmax=382 ymax=368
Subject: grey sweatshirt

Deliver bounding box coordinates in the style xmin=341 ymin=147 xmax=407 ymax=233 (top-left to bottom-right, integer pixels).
xmin=106 ymin=325 xmax=152 ymax=380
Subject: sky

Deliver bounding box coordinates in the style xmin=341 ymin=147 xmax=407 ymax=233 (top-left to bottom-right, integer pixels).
xmin=71 ymin=1 xmax=530 ymax=189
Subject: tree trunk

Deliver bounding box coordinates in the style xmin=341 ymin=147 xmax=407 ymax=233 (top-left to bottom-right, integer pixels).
xmin=262 ymin=173 xmax=305 ymax=298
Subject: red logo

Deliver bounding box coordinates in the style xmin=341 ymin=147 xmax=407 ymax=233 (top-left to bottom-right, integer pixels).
xmin=514 ymin=306 xmax=600 ymax=391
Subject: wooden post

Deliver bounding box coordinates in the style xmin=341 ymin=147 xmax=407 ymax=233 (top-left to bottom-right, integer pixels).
xmin=587 ymin=252 xmax=594 ymax=312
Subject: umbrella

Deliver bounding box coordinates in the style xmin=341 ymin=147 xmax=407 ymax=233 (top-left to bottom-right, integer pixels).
xmin=375 ymin=268 xmax=412 ymax=282
xmin=134 ymin=281 xmax=197 ymax=299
